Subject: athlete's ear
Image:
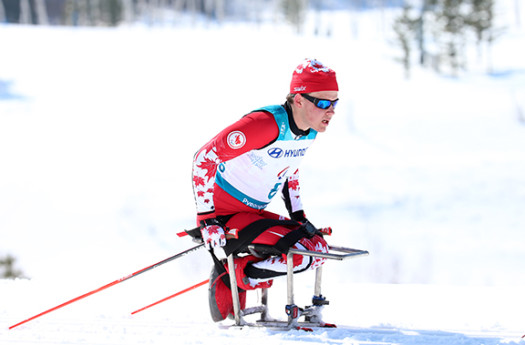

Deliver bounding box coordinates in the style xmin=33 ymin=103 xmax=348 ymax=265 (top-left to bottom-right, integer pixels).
xmin=294 ymin=94 xmax=304 ymax=108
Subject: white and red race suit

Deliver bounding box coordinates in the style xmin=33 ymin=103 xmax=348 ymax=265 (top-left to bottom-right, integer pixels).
xmin=192 ymin=103 xmax=328 ymax=287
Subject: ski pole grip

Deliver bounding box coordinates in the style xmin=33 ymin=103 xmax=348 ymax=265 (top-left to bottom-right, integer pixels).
xmin=318 ymin=227 xmax=332 ymax=236
xmin=177 ymin=227 xmax=202 ymax=239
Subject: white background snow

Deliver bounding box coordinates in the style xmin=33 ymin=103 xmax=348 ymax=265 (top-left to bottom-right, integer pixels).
xmin=1 ymin=1 xmax=525 ymax=344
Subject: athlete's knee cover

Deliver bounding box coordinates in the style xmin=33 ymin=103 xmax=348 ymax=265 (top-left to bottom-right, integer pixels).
xmin=297 ymin=234 xmax=329 ymax=270
xmin=224 ymin=212 xmax=329 ymax=281
xmin=230 ymin=255 xmax=274 ymax=291
xmin=245 ymin=234 xmax=329 ymax=280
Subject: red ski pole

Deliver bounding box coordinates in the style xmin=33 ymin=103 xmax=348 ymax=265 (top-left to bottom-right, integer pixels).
xmin=131 ymin=279 xmax=209 ymax=315
xmin=9 ymin=242 xmax=203 ymax=330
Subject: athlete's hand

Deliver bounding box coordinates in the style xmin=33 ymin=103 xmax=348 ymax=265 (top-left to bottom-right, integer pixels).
xmin=301 ymin=220 xmax=318 ymax=238
xmin=200 ymin=218 xmax=227 ymax=250
xmin=317 ymin=226 xmax=332 ymax=236
xmin=292 ymin=211 xmax=332 ymax=237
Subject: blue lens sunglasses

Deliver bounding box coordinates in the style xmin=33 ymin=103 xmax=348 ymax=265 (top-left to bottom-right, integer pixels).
xmin=301 ymin=93 xmax=339 ymax=109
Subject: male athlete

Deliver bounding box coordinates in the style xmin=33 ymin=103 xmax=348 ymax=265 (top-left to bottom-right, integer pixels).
xmin=192 ymin=58 xmax=339 ymax=321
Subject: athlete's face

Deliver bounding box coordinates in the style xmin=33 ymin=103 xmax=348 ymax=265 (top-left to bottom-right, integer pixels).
xmin=294 ymin=91 xmax=338 ymax=133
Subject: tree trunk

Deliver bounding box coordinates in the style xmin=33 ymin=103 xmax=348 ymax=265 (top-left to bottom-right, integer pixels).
xmin=34 ymin=0 xmax=48 ymax=25
xmin=121 ymin=0 xmax=134 ymax=24
xmin=20 ymin=0 xmax=31 ymax=24
xmin=0 ymin=1 xmax=5 ymax=23
xmin=91 ymin=0 xmax=101 ymax=25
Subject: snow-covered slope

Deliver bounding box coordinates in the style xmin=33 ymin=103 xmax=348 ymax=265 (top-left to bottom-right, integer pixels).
xmin=2 ymin=277 xmax=525 ymax=344
xmin=1 ymin=4 xmax=525 ymax=344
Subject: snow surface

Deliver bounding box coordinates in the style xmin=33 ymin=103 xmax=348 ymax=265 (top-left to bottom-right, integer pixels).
xmin=1 ymin=4 xmax=525 ymax=344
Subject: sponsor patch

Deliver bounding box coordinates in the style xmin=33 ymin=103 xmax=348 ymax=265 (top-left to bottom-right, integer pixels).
xmin=227 ymin=131 xmax=246 ymax=149
xmin=277 ymin=166 xmax=289 ymax=180
xmin=284 ymin=148 xmax=307 ymax=157
xmin=268 ymin=147 xmax=283 ymax=158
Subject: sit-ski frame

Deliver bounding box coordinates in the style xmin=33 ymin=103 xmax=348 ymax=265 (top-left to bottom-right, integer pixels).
xmin=226 ymin=245 xmax=369 ymax=330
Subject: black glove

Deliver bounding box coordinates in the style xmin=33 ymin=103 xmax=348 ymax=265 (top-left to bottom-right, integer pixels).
xmin=301 ymin=220 xmax=318 ymax=238
xmin=289 ymin=211 xmax=316 ymax=238
xmin=291 ymin=211 xmax=332 ymax=238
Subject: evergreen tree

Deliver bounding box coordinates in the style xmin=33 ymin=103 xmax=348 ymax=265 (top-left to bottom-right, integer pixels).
xmin=393 ymin=0 xmax=501 ymax=76
xmin=280 ymin=0 xmax=308 ymax=34
xmin=0 ymin=255 xmax=24 ymax=279
xmin=101 ymin=0 xmax=123 ymax=26
xmin=0 ymin=0 xmax=5 ymax=22
xmin=392 ymin=5 xmax=418 ymax=78
xmin=2 ymin=0 xmax=21 ymax=23
xmin=434 ymin=0 xmax=469 ymax=76
xmin=465 ymin=0 xmax=501 ymax=72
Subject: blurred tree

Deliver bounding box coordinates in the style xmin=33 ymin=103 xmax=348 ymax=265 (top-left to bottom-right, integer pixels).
xmin=414 ymin=0 xmax=438 ymax=66
xmin=392 ymin=5 xmax=418 ymax=78
xmin=63 ymin=0 xmax=79 ymax=25
xmin=101 ymin=0 xmax=123 ymax=26
xmin=467 ymin=0 xmax=494 ymax=45
xmin=465 ymin=0 xmax=502 ymax=73
xmin=394 ymin=0 xmax=501 ymax=76
xmin=61 ymin=0 xmax=123 ymax=26
xmin=2 ymin=0 xmax=21 ymax=23
xmin=434 ymin=0 xmax=469 ymax=76
xmin=44 ymin=0 xmax=66 ymax=25
xmin=0 ymin=0 xmax=5 ymax=22
xmin=0 ymin=255 xmax=24 ymax=279
xmin=280 ymin=0 xmax=308 ymax=34
xmin=89 ymin=0 xmax=102 ymax=25
xmin=34 ymin=0 xmax=48 ymax=24
xmin=203 ymin=0 xmax=224 ymax=22
xmin=121 ymin=0 xmax=133 ymax=23
xmin=19 ymin=0 xmax=30 ymax=23
xmin=0 ymin=0 xmax=43 ymax=24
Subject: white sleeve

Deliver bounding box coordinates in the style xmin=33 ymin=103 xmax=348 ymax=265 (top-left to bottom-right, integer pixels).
xmin=192 ymin=147 xmax=221 ymax=216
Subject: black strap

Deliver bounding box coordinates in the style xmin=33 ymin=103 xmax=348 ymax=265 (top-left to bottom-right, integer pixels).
xmin=192 ymin=218 xmax=310 ymax=256
xmin=222 ymin=218 xmax=300 ymax=256
xmin=207 ymin=218 xmax=311 ymax=290
xmin=273 ymin=227 xmax=311 ymax=254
